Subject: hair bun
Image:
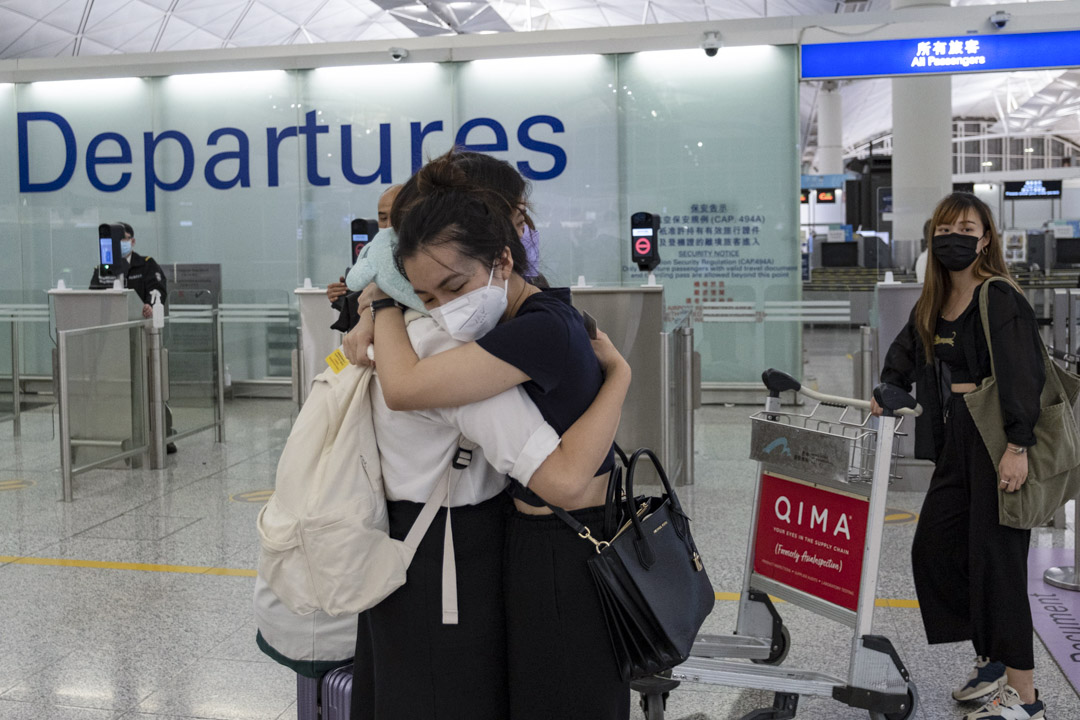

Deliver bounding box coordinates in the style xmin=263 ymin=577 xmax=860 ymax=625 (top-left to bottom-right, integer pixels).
xmin=415 ymin=154 xmax=470 ymax=195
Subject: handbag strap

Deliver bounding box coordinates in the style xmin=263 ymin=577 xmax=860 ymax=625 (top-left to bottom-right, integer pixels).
xmin=401 ymin=435 xmax=477 ymax=625
xmin=978 ymin=276 xmax=1065 ymax=402
xmin=976 ymin=277 xmax=1002 ymax=380
xmin=505 ymin=442 xmax=627 ymax=549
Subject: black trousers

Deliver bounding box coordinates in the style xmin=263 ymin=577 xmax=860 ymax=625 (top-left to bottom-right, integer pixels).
xmin=504 ymin=506 xmax=631 ymax=720
xmin=911 ymin=394 xmax=1034 ymax=670
xmin=351 ymin=492 xmax=511 ymax=720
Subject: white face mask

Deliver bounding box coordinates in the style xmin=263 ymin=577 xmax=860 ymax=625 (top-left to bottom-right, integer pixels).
xmin=429 ymin=264 xmax=508 ymax=342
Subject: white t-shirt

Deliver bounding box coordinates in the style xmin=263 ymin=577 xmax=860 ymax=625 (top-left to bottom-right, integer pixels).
xmin=371 ymin=316 xmax=561 ymax=506
xmin=915 ymin=249 xmax=928 ymax=284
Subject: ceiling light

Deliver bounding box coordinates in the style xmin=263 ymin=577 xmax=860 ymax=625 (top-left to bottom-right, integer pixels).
xmin=1024 ymin=147 xmax=1034 ymax=152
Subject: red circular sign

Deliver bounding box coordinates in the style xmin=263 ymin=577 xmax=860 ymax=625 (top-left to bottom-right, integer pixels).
xmin=634 ymin=237 xmax=652 ymax=256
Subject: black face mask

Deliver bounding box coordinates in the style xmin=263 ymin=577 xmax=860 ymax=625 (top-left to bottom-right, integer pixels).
xmin=932 ymin=232 xmax=980 ymax=272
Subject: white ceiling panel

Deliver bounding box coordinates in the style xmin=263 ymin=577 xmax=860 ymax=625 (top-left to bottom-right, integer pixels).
xmin=39 ymin=0 xmax=92 ymax=34
xmin=113 ymin=19 xmax=167 ymax=53
xmin=229 ymin=2 xmax=308 ymax=46
xmin=172 ymin=1 xmax=248 ymax=37
xmin=155 ymin=15 xmax=219 ymax=51
xmin=1 ymin=21 xmax=75 ymax=58
xmin=0 ymin=7 xmax=37 ymax=52
xmin=78 ymin=36 xmax=121 ymax=55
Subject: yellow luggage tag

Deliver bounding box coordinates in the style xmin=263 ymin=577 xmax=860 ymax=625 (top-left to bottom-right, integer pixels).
xmin=325 ymin=346 xmax=349 ymax=374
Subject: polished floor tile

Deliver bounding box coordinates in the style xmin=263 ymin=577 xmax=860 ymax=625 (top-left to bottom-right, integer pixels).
xmin=2 ymin=379 xmax=1079 ymax=720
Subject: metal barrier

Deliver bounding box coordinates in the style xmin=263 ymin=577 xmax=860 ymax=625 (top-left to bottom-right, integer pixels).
xmin=661 ymin=310 xmax=698 ymax=486
xmin=0 ymin=304 xmax=50 ymax=436
xmin=1044 ymin=288 xmax=1080 ymax=592
xmin=56 ymin=306 xmax=226 ymax=501
xmin=700 ymin=299 xmax=852 ymax=325
xmin=58 ymin=319 xmax=150 ymax=502
xmin=166 ymin=304 xmax=226 ymax=445
xmin=219 ymin=301 xmax=296 ymax=397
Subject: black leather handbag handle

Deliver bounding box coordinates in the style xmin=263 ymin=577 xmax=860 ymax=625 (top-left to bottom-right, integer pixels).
xmin=624 ymin=447 xmax=702 ymax=571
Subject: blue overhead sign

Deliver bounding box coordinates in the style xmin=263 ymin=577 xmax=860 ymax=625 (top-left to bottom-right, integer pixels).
xmin=802 ymin=30 xmax=1080 ymax=80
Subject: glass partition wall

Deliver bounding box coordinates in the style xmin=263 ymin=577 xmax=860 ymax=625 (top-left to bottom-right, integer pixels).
xmin=2 ymin=47 xmax=800 ymax=390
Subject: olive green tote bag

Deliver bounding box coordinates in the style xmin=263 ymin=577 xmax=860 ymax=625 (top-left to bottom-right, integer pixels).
xmin=964 ymin=277 xmax=1080 ymax=529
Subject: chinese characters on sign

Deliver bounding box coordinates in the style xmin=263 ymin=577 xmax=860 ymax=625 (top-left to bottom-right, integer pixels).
xmin=910 ymin=37 xmax=985 ymax=68
xmin=641 ymin=201 xmax=799 ymax=321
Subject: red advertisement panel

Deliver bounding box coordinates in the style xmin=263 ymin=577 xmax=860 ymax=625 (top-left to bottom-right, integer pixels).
xmin=753 ymin=472 xmax=869 ymax=611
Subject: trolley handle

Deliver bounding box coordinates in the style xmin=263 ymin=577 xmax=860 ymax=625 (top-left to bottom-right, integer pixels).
xmin=761 ymin=369 xmax=922 ymax=417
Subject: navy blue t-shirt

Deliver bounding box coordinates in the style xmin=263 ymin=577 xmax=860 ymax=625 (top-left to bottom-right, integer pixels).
xmin=476 ymin=287 xmax=616 ymax=476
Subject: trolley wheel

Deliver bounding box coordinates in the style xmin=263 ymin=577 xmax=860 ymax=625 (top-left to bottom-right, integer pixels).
xmin=868 ymin=683 xmax=918 ymax=720
xmin=752 ymin=624 xmax=791 ymax=666
xmin=640 ymin=691 xmax=666 ymax=720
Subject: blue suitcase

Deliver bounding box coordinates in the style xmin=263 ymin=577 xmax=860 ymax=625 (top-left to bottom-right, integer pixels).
xmin=297 ymin=666 xmax=353 ymax=720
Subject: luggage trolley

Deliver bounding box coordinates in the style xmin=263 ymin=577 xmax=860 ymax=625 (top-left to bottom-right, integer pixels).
xmin=641 ymin=369 xmax=921 ymax=720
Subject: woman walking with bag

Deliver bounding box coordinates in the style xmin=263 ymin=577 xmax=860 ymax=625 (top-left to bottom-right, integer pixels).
xmin=873 ymin=192 xmax=1046 ymax=720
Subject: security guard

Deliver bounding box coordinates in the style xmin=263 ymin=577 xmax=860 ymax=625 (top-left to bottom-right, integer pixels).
xmin=89 ymin=222 xmax=167 ymax=319
xmin=89 ymin=222 xmax=176 ymax=453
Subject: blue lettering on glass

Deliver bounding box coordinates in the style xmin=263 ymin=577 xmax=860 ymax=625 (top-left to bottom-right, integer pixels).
xmin=15 ymin=110 xmax=568 ymax=211
xmin=18 ymin=112 xmax=76 ymax=192
xmin=204 ymin=127 xmax=250 ymax=190
xmin=516 ymin=115 xmax=566 ymax=181
xmin=266 ymin=124 xmax=299 ymax=188
xmin=86 ymin=132 xmax=132 ymax=192
xmin=455 ymin=117 xmax=509 ymax=152
xmin=410 ymin=120 xmax=444 ymax=176
xmin=802 ymin=29 xmax=1080 ymax=80
xmin=143 ymin=130 xmax=194 ymax=212
xmin=341 ymin=124 xmax=391 ymax=185
xmin=300 ymin=110 xmax=329 ymax=187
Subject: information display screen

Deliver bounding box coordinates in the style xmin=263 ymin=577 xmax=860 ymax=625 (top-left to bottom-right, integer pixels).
xmin=1003 ymin=180 xmax=1062 ymax=200
xmin=99 ymin=236 xmax=114 ymax=266
xmin=821 ymin=242 xmax=859 ymax=268
xmin=1057 ymin=238 xmax=1080 ymax=267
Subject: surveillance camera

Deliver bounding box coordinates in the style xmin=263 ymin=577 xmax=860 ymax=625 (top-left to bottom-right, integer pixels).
xmin=389 ymin=47 xmax=409 ymax=62
xmin=989 ymin=10 xmax=1011 ymax=29
xmin=702 ymin=31 xmax=721 ymax=58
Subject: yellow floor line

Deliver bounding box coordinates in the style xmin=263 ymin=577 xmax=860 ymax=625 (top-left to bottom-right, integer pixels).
xmin=1 ymin=554 xmax=920 ymax=607
xmin=0 ymin=555 xmax=258 ymax=577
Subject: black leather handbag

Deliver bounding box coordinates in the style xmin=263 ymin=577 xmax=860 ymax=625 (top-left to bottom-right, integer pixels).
xmin=584 ymin=448 xmax=714 ymax=681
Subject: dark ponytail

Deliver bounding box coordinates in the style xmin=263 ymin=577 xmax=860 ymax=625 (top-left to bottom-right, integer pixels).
xmin=393 ymin=149 xmax=530 ymax=278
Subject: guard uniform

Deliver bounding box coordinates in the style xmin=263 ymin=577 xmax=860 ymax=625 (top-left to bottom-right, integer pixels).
xmin=89 ymin=251 xmax=167 ymax=305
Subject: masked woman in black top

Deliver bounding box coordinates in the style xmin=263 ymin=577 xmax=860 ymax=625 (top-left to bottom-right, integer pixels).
xmin=364 ymin=150 xmax=632 ymax=720
xmin=873 ymin=193 xmax=1045 ymax=720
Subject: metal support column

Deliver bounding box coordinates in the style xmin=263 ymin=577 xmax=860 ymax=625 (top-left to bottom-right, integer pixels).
xmin=11 ymin=320 xmax=21 ymax=437
xmin=678 ymin=324 xmax=695 ymax=486
xmin=659 ymin=329 xmax=672 ymax=478
xmin=215 ymin=310 xmax=226 ymax=443
xmin=147 ymin=326 xmax=166 ymax=469
xmin=859 ymin=327 xmax=875 ymax=402
xmin=58 ymin=331 xmax=73 ymax=502
xmin=1045 ymin=288 xmax=1080 ymax=591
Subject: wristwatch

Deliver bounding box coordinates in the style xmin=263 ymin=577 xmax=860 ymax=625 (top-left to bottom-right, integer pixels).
xmin=370 ymin=297 xmax=405 ymax=322
xmin=1006 ymin=444 xmax=1028 ymax=455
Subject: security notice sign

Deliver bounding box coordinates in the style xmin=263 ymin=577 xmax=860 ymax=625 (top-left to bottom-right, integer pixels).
xmin=753 ymin=472 xmax=869 ymax=611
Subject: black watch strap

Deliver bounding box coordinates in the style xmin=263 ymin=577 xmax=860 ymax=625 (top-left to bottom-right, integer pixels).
xmin=370 ymin=297 xmax=405 ymax=321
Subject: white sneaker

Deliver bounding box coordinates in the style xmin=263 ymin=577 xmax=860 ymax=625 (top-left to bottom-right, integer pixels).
xmin=964 ymin=685 xmax=1044 ymax=719
xmin=953 ymin=656 xmax=1007 ymax=702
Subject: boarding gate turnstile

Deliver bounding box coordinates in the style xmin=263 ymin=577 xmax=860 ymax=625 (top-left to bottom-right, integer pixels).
xmin=50 ymin=288 xmax=224 ymax=501
xmin=570 ymin=285 xmax=698 ymax=487
xmin=1044 ymin=288 xmax=1080 ymax=592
